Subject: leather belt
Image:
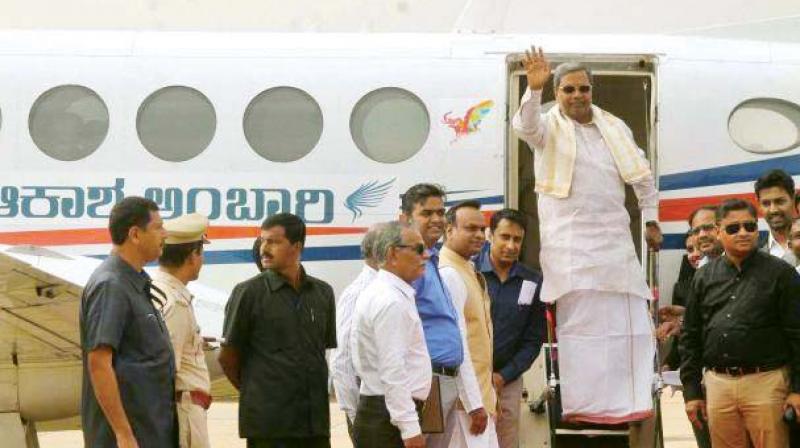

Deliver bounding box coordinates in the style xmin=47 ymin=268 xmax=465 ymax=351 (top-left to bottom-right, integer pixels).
xmin=176 ymin=390 xmax=212 ymax=410
xmin=432 ymin=365 xmax=459 ymax=377
xmin=709 ymin=365 xmax=780 ymax=377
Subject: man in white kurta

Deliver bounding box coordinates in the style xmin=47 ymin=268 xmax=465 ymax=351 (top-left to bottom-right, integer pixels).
xmin=511 ymin=47 xmax=660 ymax=424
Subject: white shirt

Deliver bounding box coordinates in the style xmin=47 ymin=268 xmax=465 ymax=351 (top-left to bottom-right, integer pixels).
xmin=331 ymin=264 xmax=377 ymax=421
xmin=512 ymin=88 xmax=656 ymax=302
xmin=351 ymin=269 xmax=432 ymax=439
xmin=438 ymin=264 xmax=486 ymax=413
xmin=767 ymin=232 xmax=797 ymax=265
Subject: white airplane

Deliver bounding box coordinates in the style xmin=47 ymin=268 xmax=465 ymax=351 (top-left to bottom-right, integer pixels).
xmin=0 ymin=29 xmax=799 ymax=446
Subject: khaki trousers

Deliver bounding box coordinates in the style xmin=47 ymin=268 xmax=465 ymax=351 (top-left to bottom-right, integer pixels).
xmin=496 ymin=377 xmax=523 ymax=448
xmin=705 ymin=368 xmax=789 ymax=448
xmin=177 ymin=392 xmax=211 ymax=448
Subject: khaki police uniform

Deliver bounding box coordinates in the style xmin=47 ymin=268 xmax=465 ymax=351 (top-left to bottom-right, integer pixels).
xmin=152 ymin=213 xmax=212 ymax=448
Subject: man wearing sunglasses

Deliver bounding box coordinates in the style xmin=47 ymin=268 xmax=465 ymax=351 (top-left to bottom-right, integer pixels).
xmin=512 ymin=47 xmax=661 ymax=423
xmin=755 ymin=169 xmax=797 ymax=266
xmin=350 ymin=221 xmax=431 ymax=448
xmin=680 ymin=198 xmax=800 ymax=447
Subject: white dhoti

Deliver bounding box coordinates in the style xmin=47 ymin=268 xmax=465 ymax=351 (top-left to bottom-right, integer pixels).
xmin=446 ymin=410 xmax=500 ymax=448
xmin=556 ymin=290 xmax=655 ymax=423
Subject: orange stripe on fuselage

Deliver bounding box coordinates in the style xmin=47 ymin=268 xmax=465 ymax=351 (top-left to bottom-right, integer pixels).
xmin=0 ymin=226 xmax=368 ymax=246
xmin=659 ymin=193 xmax=759 ymax=222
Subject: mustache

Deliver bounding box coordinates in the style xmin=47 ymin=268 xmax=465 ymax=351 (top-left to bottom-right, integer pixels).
xmin=696 ymin=235 xmax=715 ymax=244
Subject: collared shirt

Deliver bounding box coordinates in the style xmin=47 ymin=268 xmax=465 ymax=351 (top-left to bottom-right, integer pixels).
xmin=476 ymin=248 xmax=546 ymax=383
xmin=766 ymin=231 xmax=798 ymax=266
xmin=152 ymin=270 xmax=211 ymax=394
xmin=351 ymin=270 xmax=432 ymax=440
xmin=679 ymin=250 xmax=800 ymax=401
xmin=222 ymin=267 xmax=336 ymax=439
xmin=331 ymin=264 xmax=377 ymax=421
xmin=80 ymin=254 xmax=177 ymax=448
xmin=512 ymin=88 xmax=655 ymax=302
xmin=412 ymin=246 xmax=464 ymax=368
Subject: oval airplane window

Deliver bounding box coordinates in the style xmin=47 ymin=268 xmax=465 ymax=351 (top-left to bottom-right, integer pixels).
xmin=728 ymin=98 xmax=800 ymax=154
xmin=243 ymin=87 xmax=323 ymax=163
xmin=350 ymin=87 xmax=430 ymax=164
xmin=29 ymin=85 xmax=109 ymax=161
xmin=137 ymin=86 xmax=216 ymax=162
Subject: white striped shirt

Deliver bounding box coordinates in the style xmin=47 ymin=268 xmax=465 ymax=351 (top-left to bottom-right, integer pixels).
xmin=331 ymin=264 xmax=376 ymax=421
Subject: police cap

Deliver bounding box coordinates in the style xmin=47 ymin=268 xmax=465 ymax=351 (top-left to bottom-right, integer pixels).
xmin=163 ymin=213 xmax=210 ymax=245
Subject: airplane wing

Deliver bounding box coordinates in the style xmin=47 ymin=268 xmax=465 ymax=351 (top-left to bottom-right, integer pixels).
xmin=0 ymin=244 xmax=229 ymax=377
xmin=0 ymin=244 xmax=235 ymax=424
xmin=0 ymin=245 xmax=96 ymax=366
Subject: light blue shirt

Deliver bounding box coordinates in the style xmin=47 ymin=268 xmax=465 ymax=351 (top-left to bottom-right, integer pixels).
xmin=412 ymin=246 xmax=464 ymax=368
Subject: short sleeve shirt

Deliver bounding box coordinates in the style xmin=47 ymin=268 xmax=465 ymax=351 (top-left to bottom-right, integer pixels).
xmin=79 ymin=255 xmax=177 ymax=448
xmin=223 ymin=267 xmax=336 ymax=439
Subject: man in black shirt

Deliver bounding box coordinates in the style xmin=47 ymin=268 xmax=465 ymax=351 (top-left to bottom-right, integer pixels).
xmin=219 ymin=213 xmax=336 ymax=448
xmin=680 ymin=198 xmax=800 ymax=447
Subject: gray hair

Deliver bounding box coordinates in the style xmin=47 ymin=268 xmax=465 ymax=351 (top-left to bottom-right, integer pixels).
xmin=553 ymin=62 xmax=593 ymax=90
xmin=373 ymin=221 xmax=411 ymax=267
xmin=360 ymin=222 xmax=388 ymax=262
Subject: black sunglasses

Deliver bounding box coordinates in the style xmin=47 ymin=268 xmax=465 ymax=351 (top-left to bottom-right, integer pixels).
xmin=560 ymin=85 xmax=591 ymax=94
xmin=690 ymin=223 xmax=716 ymax=235
xmin=394 ymin=243 xmax=426 ymax=255
xmin=723 ymin=221 xmax=758 ymax=235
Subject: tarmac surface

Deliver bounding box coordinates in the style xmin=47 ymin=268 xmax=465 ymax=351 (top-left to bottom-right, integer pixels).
xmin=38 ymin=388 xmax=697 ymax=447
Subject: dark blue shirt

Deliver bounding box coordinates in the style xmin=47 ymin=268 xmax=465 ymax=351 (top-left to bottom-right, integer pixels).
xmin=477 ymin=248 xmax=545 ymax=382
xmin=80 ymin=255 xmax=177 ymax=447
xmin=412 ymin=246 xmax=464 ymax=368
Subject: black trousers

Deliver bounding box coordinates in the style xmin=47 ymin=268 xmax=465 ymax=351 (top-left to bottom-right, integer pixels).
xmin=353 ymin=395 xmax=407 ymax=448
xmin=247 ymin=436 xmax=330 ymax=448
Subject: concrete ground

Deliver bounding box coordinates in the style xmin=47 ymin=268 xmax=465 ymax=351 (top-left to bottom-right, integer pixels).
xmin=38 ymin=388 xmax=696 ymax=447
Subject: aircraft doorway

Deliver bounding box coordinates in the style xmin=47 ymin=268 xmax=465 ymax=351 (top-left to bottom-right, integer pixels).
xmin=506 ymin=56 xmax=657 ymax=271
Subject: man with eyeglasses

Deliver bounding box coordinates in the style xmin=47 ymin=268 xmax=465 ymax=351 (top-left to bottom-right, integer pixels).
xmin=658 ymin=206 xmax=721 ymax=448
xmin=659 ymin=205 xmax=724 ymax=339
xmin=680 ymin=198 xmax=800 ymax=447
xmin=688 ymin=205 xmax=723 ymax=267
xmin=512 ymin=47 xmax=662 ymax=423
xmin=755 ymin=169 xmax=797 ymax=266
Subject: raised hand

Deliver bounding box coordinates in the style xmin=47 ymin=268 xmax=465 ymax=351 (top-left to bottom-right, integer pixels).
xmin=523 ymin=46 xmax=551 ymax=91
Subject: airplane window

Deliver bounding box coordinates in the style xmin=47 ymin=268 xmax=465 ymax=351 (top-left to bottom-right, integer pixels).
xmin=243 ymin=86 xmax=323 ymax=162
xmin=29 ymin=85 xmax=109 ymax=161
xmin=137 ymin=86 xmax=216 ymax=162
xmin=728 ymin=98 xmax=800 ymax=154
xmin=350 ymin=87 xmax=430 ymax=163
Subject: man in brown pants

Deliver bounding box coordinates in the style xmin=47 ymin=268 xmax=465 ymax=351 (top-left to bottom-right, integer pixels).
xmin=680 ymin=198 xmax=800 ymax=447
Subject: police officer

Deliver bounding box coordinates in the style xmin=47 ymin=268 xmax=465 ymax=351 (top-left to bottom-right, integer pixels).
xmin=80 ymin=196 xmax=175 ymax=448
xmin=151 ymin=213 xmax=213 ymax=448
